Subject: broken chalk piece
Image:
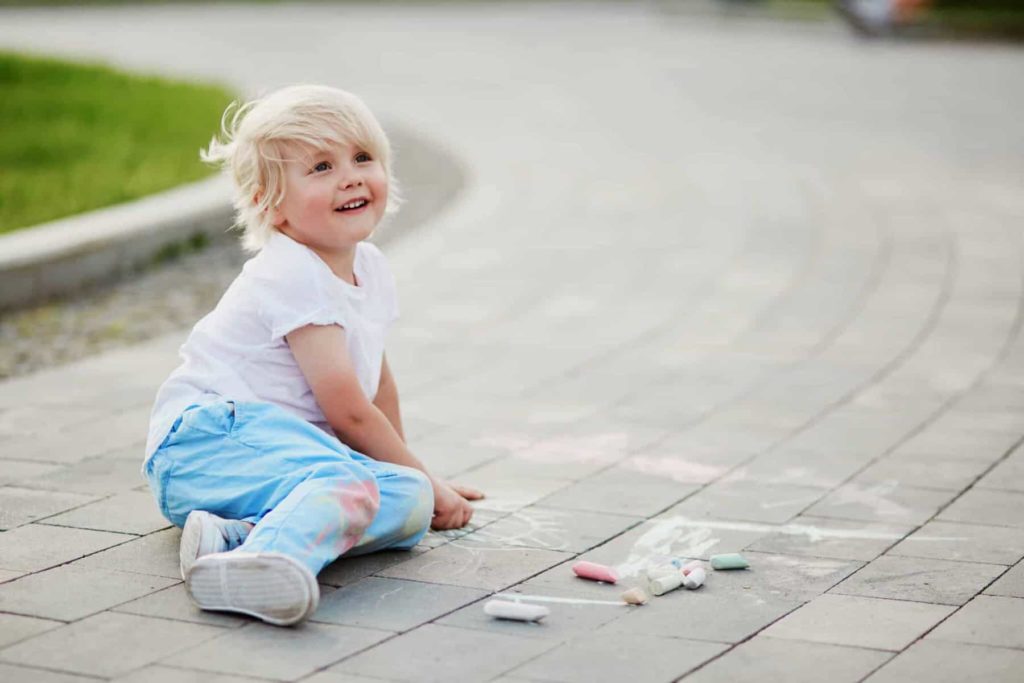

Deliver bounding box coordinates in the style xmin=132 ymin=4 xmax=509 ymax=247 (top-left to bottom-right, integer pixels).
xmin=621 ymin=587 xmax=649 ymax=605
xmin=680 ymin=561 xmax=703 ymax=576
xmin=683 ymin=566 xmax=706 ymax=589
xmin=649 ymin=572 xmax=684 ymax=596
xmin=483 ymin=600 xmax=550 ymax=622
xmin=710 ymin=553 xmax=750 ymax=570
xmin=572 ymin=561 xmax=619 ymax=584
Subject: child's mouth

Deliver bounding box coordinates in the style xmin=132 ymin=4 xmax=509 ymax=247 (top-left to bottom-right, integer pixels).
xmin=335 ymin=199 xmax=369 ymax=213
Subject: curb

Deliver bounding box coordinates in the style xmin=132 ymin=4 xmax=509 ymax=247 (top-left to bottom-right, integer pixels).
xmin=0 ymin=174 xmax=235 ymax=312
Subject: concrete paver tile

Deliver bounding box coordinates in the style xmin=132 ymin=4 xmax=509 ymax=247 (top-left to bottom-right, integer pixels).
xmin=112 ymin=583 xmax=249 ymax=628
xmin=162 ymin=621 xmax=391 ymax=681
xmin=927 ymin=595 xmax=1024 ymax=648
xmin=317 ymin=547 xmax=430 ymax=587
xmin=0 ymin=663 xmax=95 ymax=683
xmin=0 ymin=564 xmax=177 ymax=620
xmin=0 ymin=461 xmax=63 ymax=487
xmin=17 ymin=453 xmax=147 ymax=495
xmin=302 ymin=671 xmax=407 ymax=683
xmin=311 ymin=576 xmax=487 ymax=632
xmin=938 ymin=489 xmax=1024 ymax=528
xmin=853 ymin=454 xmax=989 ymax=491
xmin=0 ymin=612 xmax=223 ymax=678
xmin=0 ymin=613 xmax=62 ymax=649
xmin=664 ymin=481 xmax=827 ymax=525
xmin=0 ymin=523 xmax=132 ymax=572
xmin=746 ymin=515 xmax=911 ymax=562
xmin=458 ymin=505 xmax=642 ymax=553
xmin=437 ymin=584 xmax=626 ymax=642
xmin=71 ymin=527 xmax=180 ymax=578
xmin=449 ymin=473 xmax=573 ymax=515
xmin=803 ymin=482 xmax=956 ymax=526
xmin=829 ymin=555 xmax=1005 ymax=605
xmin=723 ymin=448 xmax=867 ymax=489
xmin=328 ymin=623 xmax=556 ymax=682
xmin=0 ymin=487 xmax=97 ymax=530
xmin=724 ymin=552 xmax=863 ymax=603
xmin=43 ymin=490 xmax=170 ymax=535
xmin=509 ymin=632 xmax=726 ymax=683
xmin=682 ymin=636 xmax=892 ymax=683
xmin=0 ymin=569 xmax=24 ymax=583
xmin=599 ymin=588 xmax=802 ymax=644
xmin=762 ymin=594 xmax=955 ymax=651
xmin=536 ymin=471 xmax=697 ymax=517
xmin=377 ymin=542 xmax=572 ymax=591
xmin=112 ymin=665 xmax=256 ymax=682
xmin=893 ymin=429 xmax=1021 ymax=463
xmin=976 ymin=453 xmax=1024 ymax=492
xmin=889 ymin=520 xmax=1024 ymax=565
xmin=985 ymin=562 xmax=1024 ymax=598
xmin=864 ymin=640 xmax=1024 ymax=683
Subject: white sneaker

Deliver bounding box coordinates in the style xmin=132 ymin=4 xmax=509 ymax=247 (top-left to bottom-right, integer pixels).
xmin=179 ymin=510 xmax=251 ymax=580
xmin=185 ymin=551 xmax=320 ymax=626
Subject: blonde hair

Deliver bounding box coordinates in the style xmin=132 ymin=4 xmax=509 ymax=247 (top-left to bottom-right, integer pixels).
xmin=201 ymin=84 xmax=402 ymax=252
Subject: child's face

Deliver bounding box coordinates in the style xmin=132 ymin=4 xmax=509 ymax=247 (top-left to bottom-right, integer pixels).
xmin=271 ymin=139 xmax=387 ymax=252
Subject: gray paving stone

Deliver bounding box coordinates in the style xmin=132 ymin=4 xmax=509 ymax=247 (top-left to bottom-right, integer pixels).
xmin=977 ymin=454 xmax=1024 ymax=492
xmin=0 ymin=461 xmax=63 ymax=487
xmin=853 ymin=454 xmax=988 ymax=491
xmin=763 ymin=594 xmax=955 ymax=651
xmin=0 ymin=523 xmax=132 ymax=572
xmin=600 ymin=586 xmax=802 ymax=644
xmin=0 ymin=612 xmax=223 ymax=678
xmin=112 ymin=665 xmax=256 ymax=682
xmin=0 ymin=407 xmax=150 ymax=465
xmin=377 ymin=542 xmax=572 ymax=591
xmin=664 ymin=481 xmax=826 ymax=525
xmin=317 ymin=547 xmax=431 ymax=587
xmin=865 ymin=640 xmax=1024 ymax=683
xmin=830 ymin=555 xmax=1005 ymax=605
xmin=312 ymin=576 xmax=487 ymax=632
xmin=43 ymin=490 xmax=170 ymax=535
xmin=458 ymin=506 xmax=642 ymax=553
xmin=112 ymin=583 xmax=248 ymax=628
xmin=938 ymin=489 xmax=1024 ymax=528
xmin=803 ymin=482 xmax=956 ymax=526
xmin=889 ymin=521 xmax=1024 ymax=565
xmin=683 ymin=636 xmax=892 ymax=683
xmin=510 ymin=632 xmax=726 ymax=683
xmin=536 ymin=466 xmax=697 ymax=517
xmin=985 ymin=562 xmax=1024 ymax=598
xmin=893 ymin=429 xmax=1021 ymax=463
xmin=0 ymin=613 xmax=62 ymax=649
xmin=0 ymin=564 xmax=176 ymax=620
xmin=329 ymin=623 xmax=555 ymax=682
xmin=0 ymin=487 xmax=97 ymax=530
xmin=725 ymin=551 xmax=863 ymax=603
xmin=17 ymin=453 xmax=147 ymax=495
xmin=163 ymin=621 xmax=391 ymax=681
xmin=302 ymin=672 xmax=400 ymax=683
xmin=724 ymin=447 xmax=867 ymax=490
xmin=927 ymin=595 xmax=1024 ymax=648
xmin=450 ymin=473 xmax=573 ymax=514
xmin=0 ymin=569 xmax=24 ymax=583
xmin=0 ymin=663 xmax=95 ymax=683
xmin=746 ymin=515 xmax=911 ymax=562
xmin=72 ymin=527 xmax=180 ymax=579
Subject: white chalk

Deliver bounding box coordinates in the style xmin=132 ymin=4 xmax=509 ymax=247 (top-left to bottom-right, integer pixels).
xmin=683 ymin=566 xmax=706 ymax=589
xmin=649 ymin=572 xmax=684 ymax=596
xmin=680 ymin=561 xmax=703 ymax=577
xmin=483 ymin=600 xmax=550 ymax=622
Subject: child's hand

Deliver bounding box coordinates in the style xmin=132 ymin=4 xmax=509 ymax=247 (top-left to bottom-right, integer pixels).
xmin=431 ymin=480 xmax=475 ymax=530
xmin=450 ymin=482 xmax=485 ymax=501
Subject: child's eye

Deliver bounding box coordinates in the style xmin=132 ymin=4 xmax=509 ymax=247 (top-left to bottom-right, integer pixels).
xmin=355 ymin=152 xmax=373 ymax=163
xmin=312 ymin=161 xmax=331 ymax=173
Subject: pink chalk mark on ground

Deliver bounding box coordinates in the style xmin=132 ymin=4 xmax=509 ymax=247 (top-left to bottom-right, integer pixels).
xmin=621 ymin=455 xmax=727 ymax=484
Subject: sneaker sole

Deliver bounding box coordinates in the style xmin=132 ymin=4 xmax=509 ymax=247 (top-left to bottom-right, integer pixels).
xmin=186 ymin=552 xmax=319 ymax=626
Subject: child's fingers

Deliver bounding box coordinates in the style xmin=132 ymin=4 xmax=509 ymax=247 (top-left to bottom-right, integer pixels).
xmin=451 ymin=483 xmax=485 ymax=500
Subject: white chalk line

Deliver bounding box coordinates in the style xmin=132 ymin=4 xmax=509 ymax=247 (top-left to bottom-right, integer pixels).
xmin=494 ymin=593 xmax=627 ymax=607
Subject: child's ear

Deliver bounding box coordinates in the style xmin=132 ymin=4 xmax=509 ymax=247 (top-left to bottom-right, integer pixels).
xmin=255 ymin=192 xmax=285 ymax=227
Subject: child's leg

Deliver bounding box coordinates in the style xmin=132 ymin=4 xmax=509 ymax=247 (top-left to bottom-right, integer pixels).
xmin=346 ymin=458 xmax=435 ymax=556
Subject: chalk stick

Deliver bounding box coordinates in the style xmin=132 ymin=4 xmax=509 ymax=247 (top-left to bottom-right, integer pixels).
xmin=710 ymin=553 xmax=749 ymax=570
xmin=483 ymin=600 xmax=549 ymax=622
xmin=683 ymin=566 xmax=706 ymax=589
xmin=572 ymin=561 xmax=619 ymax=584
xmin=621 ymin=587 xmax=649 ymax=605
xmin=649 ymin=572 xmax=684 ymax=596
xmin=680 ymin=561 xmax=703 ymax=576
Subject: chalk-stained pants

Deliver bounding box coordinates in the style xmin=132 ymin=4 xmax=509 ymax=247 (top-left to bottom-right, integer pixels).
xmin=144 ymin=401 xmax=433 ymax=576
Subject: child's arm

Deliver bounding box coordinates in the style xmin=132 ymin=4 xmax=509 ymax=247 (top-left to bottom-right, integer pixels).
xmin=372 ymin=354 xmax=405 ymax=442
xmin=287 ymin=323 xmax=473 ymax=529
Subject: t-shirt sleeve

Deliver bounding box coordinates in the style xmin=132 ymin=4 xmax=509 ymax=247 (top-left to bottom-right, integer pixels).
xmin=252 ymin=250 xmax=353 ymax=342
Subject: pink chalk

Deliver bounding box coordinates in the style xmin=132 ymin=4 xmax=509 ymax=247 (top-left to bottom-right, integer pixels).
xmin=681 ymin=561 xmax=703 ymax=577
xmin=572 ymin=561 xmax=619 ymax=584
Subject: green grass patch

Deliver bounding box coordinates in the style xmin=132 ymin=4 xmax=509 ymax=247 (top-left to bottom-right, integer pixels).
xmin=0 ymin=51 xmax=235 ymax=234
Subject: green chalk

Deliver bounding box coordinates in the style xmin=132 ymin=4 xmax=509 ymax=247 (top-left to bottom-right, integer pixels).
xmin=710 ymin=553 xmax=749 ymax=570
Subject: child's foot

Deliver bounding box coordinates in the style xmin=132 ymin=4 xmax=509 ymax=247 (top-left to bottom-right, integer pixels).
xmin=179 ymin=510 xmax=252 ymax=579
xmin=185 ymin=551 xmax=319 ymax=626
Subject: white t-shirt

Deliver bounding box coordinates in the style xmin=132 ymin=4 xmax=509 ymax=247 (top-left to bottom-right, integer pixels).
xmin=144 ymin=231 xmax=399 ymax=464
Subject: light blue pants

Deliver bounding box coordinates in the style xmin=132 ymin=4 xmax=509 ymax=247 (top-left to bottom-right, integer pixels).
xmin=144 ymin=400 xmax=434 ymax=576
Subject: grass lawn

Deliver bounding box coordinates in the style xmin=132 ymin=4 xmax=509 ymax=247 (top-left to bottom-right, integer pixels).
xmin=0 ymin=51 xmax=235 ymax=235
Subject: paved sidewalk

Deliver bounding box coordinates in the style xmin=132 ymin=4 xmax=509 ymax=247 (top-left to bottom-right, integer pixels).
xmin=2 ymin=3 xmax=1024 ymax=682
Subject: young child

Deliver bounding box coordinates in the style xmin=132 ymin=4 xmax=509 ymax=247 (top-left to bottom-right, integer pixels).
xmin=143 ymin=84 xmax=482 ymax=626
